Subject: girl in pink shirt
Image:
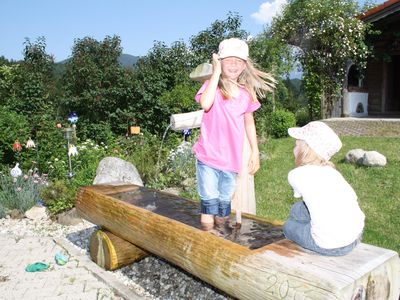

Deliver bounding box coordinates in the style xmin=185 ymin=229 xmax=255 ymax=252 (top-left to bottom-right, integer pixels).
xmin=193 ymin=38 xmax=275 ymax=233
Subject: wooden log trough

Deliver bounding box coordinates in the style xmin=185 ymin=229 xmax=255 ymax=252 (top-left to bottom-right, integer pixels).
xmin=76 ymin=184 xmax=400 ymax=300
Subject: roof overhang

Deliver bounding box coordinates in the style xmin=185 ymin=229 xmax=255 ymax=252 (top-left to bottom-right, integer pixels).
xmin=360 ymin=0 xmax=400 ymax=23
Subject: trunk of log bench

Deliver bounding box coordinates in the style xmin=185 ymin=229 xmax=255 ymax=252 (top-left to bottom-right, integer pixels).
xmin=76 ymin=184 xmax=400 ymax=300
xmin=89 ymin=229 xmax=148 ymax=270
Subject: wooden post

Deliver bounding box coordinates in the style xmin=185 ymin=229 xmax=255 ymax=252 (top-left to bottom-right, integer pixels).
xmin=232 ymin=131 xmax=256 ymax=224
xmin=89 ymin=229 xmax=148 ymax=270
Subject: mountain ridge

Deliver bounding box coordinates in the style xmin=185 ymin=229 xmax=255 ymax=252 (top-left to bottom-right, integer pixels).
xmin=56 ymin=53 xmax=140 ymax=68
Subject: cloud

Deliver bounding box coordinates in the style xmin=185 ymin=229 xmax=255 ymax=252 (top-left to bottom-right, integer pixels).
xmin=251 ymin=0 xmax=288 ymax=24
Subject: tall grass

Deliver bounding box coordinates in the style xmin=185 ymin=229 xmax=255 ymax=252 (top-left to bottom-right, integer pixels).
xmin=255 ymin=136 xmax=400 ymax=254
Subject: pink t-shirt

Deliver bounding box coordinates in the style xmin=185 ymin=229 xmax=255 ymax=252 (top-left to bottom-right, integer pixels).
xmin=193 ymin=81 xmax=260 ymax=173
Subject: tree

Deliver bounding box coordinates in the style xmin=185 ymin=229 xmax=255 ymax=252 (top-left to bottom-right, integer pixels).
xmin=189 ymin=12 xmax=248 ymax=63
xmin=2 ymin=37 xmax=56 ymax=117
xmin=128 ymin=13 xmax=252 ymax=135
xmin=249 ymin=28 xmax=293 ymax=78
xmin=61 ymin=35 xmax=135 ymax=133
xmin=271 ymin=0 xmax=372 ymax=119
xmin=129 ymin=41 xmax=195 ymax=134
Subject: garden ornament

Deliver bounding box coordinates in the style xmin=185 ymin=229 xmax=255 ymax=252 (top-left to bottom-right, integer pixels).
xmin=182 ymin=129 xmax=191 ymax=141
xmin=25 ymin=262 xmax=49 ymax=272
xmin=26 ymin=138 xmax=35 ymax=148
xmin=10 ymin=163 xmax=22 ymax=178
xmin=68 ymin=145 xmax=78 ymax=157
xmin=12 ymin=140 xmax=22 ymax=152
xmin=67 ymin=111 xmax=78 ymax=124
xmin=55 ymin=252 xmax=69 ymax=266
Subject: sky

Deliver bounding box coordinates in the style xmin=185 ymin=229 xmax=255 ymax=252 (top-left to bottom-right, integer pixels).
xmin=1 ymin=0 xmax=386 ymax=62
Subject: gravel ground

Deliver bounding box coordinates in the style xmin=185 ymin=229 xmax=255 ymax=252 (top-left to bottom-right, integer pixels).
xmin=0 ymin=216 xmax=232 ymax=300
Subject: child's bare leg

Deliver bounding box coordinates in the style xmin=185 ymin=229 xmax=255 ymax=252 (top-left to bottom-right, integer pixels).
xmin=200 ymin=213 xmax=215 ymax=231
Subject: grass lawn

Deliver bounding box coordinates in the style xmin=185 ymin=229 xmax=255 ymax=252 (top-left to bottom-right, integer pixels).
xmin=255 ymin=136 xmax=400 ymax=254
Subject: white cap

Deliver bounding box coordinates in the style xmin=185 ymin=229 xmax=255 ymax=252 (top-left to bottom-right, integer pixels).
xmin=218 ymin=38 xmax=249 ymax=61
xmin=288 ymin=121 xmax=342 ymax=160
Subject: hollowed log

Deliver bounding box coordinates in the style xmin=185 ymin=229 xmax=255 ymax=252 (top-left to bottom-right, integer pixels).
xmin=89 ymin=229 xmax=148 ymax=270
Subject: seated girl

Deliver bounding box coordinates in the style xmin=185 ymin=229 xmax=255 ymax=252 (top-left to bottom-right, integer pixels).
xmin=284 ymin=121 xmax=365 ymax=256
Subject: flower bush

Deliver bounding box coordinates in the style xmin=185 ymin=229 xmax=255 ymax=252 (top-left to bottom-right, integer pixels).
xmin=40 ymin=180 xmax=76 ymax=215
xmin=166 ymin=140 xmax=197 ymax=198
xmin=271 ymin=0 xmax=375 ymax=118
xmin=169 ymin=141 xmax=195 ymax=178
xmin=0 ymin=169 xmax=48 ymax=218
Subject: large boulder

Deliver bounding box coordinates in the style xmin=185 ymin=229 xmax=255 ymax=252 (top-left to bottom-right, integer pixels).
xmin=93 ymin=157 xmax=143 ymax=186
xmin=345 ymin=149 xmax=365 ymax=164
xmin=361 ymin=151 xmax=387 ymax=167
xmin=345 ymin=149 xmax=387 ymax=167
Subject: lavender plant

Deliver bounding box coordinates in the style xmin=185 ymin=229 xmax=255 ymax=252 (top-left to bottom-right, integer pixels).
xmin=0 ymin=170 xmax=48 ymax=217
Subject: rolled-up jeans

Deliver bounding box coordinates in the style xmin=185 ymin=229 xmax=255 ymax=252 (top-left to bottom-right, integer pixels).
xmin=283 ymin=201 xmax=360 ymax=256
xmin=196 ymin=160 xmax=237 ymax=217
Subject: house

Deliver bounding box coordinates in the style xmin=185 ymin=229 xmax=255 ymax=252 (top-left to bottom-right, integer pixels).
xmin=351 ymin=0 xmax=400 ymax=117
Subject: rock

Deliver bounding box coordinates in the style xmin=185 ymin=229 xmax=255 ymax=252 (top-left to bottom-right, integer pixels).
xmin=25 ymin=205 xmax=48 ymax=220
xmin=260 ymin=151 xmax=269 ymax=161
xmin=57 ymin=208 xmax=83 ymax=226
xmin=9 ymin=209 xmax=23 ymax=219
xmin=161 ymin=187 xmax=181 ymax=196
xmin=361 ymin=151 xmax=387 ymax=167
xmin=93 ymin=157 xmax=143 ymax=186
xmin=345 ymin=149 xmax=365 ymax=164
xmin=182 ymin=178 xmax=195 ymax=188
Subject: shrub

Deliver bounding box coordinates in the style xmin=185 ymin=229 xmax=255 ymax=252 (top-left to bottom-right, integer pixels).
xmin=168 ymin=141 xmax=196 ymax=185
xmin=0 ymin=107 xmax=30 ymax=165
xmin=113 ymin=130 xmax=181 ymax=186
xmin=295 ymin=107 xmax=311 ymax=127
xmin=268 ymin=109 xmax=296 ymax=138
xmin=77 ymin=121 xmax=116 ymax=145
xmin=40 ymin=180 xmax=75 ymax=215
xmin=0 ymin=170 xmax=48 ymax=216
xmin=0 ymin=202 xmax=5 ymax=219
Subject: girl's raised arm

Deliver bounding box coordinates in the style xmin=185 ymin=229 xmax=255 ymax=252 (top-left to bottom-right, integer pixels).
xmin=199 ymin=53 xmax=221 ymax=111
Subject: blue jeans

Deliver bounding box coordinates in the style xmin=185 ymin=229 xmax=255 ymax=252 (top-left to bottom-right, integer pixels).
xmin=283 ymin=201 xmax=360 ymax=256
xmin=196 ymin=160 xmax=237 ymax=217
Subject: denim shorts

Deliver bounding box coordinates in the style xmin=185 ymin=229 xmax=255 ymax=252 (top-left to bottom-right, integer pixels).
xmin=196 ymin=160 xmax=237 ymax=217
xmin=283 ymin=201 xmax=360 ymax=256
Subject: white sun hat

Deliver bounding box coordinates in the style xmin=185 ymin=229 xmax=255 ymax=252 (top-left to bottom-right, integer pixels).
xmin=218 ymin=38 xmax=249 ymax=61
xmin=288 ymin=121 xmax=342 ymax=160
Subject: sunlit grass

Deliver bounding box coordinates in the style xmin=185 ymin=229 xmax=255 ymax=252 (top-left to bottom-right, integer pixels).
xmin=255 ymin=136 xmax=400 ymax=254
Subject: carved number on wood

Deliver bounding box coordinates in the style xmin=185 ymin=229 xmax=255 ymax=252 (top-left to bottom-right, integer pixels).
xmin=265 ymin=274 xmax=278 ymax=295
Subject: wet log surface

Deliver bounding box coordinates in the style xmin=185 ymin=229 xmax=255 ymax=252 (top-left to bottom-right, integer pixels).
xmin=110 ymin=187 xmax=284 ymax=249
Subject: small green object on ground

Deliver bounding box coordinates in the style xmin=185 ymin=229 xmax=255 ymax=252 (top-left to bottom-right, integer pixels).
xmin=25 ymin=262 xmax=49 ymax=272
xmin=55 ymin=252 xmax=69 ymax=266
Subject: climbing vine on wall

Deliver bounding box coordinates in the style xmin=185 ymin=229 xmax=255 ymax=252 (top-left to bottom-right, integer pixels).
xmin=271 ymin=0 xmax=375 ymax=118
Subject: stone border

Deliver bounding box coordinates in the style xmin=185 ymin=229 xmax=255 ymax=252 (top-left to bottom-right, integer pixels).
xmin=54 ymin=236 xmax=145 ymax=300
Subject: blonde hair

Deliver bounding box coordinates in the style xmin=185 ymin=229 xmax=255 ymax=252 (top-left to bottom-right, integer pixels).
xmin=295 ymin=140 xmax=335 ymax=168
xmin=219 ymin=58 xmax=276 ymax=102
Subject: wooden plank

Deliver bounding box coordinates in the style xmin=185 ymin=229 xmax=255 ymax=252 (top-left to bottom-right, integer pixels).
xmin=76 ymin=184 xmax=400 ymax=300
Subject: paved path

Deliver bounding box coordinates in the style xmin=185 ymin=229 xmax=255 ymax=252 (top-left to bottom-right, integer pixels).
xmin=0 ymin=234 xmax=143 ymax=300
xmin=322 ymin=117 xmax=400 ymax=137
